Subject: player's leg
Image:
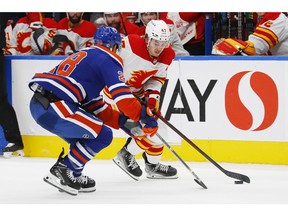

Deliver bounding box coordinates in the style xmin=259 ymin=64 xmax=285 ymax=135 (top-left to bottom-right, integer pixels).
xmin=142 ymin=120 xmax=178 ymax=179
xmin=0 ymin=56 xmax=24 ymax=158
xmin=61 ymin=125 xmax=112 ymax=193
xmin=113 ymin=137 xmax=143 ymax=180
xmin=30 ymin=98 xmax=112 ymax=195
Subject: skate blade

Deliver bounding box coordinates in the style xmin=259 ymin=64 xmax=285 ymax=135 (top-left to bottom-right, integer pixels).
xmin=43 ymin=174 xmax=78 ymax=196
xmin=79 ymin=187 xmax=96 ymax=193
xmin=59 ymin=187 xmax=96 ymax=193
xmin=146 ymin=174 xmax=179 ymax=179
xmin=2 ymin=150 xmax=24 ymax=158
xmin=112 ymin=158 xmax=140 ymax=181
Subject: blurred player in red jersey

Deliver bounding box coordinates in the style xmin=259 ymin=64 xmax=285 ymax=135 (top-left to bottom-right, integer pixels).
xmin=122 ymin=12 xmax=138 ymax=23
xmin=212 ymin=12 xmax=288 ymax=56
xmin=105 ymin=20 xmax=178 ymax=180
xmin=104 ymin=12 xmax=139 ymax=36
xmin=54 ymin=12 xmax=96 ymax=55
xmin=3 ymin=12 xmax=57 ymax=55
xmin=161 ymin=12 xmax=206 ymax=55
xmin=28 ymin=26 xmax=158 ymax=195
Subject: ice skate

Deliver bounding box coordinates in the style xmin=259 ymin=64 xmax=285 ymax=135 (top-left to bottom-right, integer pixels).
xmin=113 ymin=146 xmax=143 ymax=181
xmin=77 ymin=175 xmax=96 ymax=193
xmin=2 ymin=143 xmax=24 ymax=158
xmin=43 ymin=148 xmax=80 ymax=196
xmin=143 ymin=152 xmax=178 ymax=179
xmin=58 ymin=174 xmax=96 ymax=193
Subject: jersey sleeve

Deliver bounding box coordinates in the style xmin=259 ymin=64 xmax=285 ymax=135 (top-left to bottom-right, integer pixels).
xmin=82 ymin=95 xmax=122 ymax=129
xmin=248 ymin=13 xmax=284 ymax=55
xmin=99 ymin=50 xmax=142 ymax=122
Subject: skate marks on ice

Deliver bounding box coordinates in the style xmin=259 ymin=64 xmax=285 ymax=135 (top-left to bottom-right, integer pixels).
xmin=0 ymin=157 xmax=288 ymax=204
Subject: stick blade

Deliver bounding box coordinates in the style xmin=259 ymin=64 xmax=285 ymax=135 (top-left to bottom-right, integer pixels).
xmin=225 ymin=171 xmax=250 ymax=183
xmin=194 ymin=179 xmax=208 ymax=189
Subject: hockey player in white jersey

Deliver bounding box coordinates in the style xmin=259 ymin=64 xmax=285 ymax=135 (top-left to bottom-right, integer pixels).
xmin=54 ymin=13 xmax=96 ymax=55
xmin=212 ymin=12 xmax=288 ymax=56
xmin=105 ymin=20 xmax=178 ymax=180
xmin=3 ymin=12 xmax=57 ymax=55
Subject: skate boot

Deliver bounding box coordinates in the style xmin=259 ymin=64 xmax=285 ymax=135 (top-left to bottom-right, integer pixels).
xmin=113 ymin=145 xmax=143 ymax=181
xmin=76 ymin=174 xmax=96 ymax=193
xmin=2 ymin=143 xmax=24 ymax=158
xmin=43 ymin=148 xmax=80 ymax=196
xmin=143 ymin=152 xmax=178 ymax=179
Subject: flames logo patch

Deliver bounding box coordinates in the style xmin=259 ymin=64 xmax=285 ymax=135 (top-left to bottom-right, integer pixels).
xmin=126 ymin=69 xmax=158 ymax=89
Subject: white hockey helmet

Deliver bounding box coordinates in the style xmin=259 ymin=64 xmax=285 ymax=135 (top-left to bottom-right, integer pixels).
xmin=145 ymin=20 xmax=170 ymax=43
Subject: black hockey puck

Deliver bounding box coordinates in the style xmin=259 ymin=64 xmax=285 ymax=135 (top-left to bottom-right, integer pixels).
xmin=234 ymin=180 xmax=244 ymax=184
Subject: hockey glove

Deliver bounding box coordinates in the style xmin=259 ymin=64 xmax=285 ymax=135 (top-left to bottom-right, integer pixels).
xmin=118 ymin=113 xmax=144 ymax=137
xmin=212 ymin=38 xmax=256 ymax=55
xmin=144 ymin=90 xmax=160 ymax=111
xmin=139 ymin=105 xmax=158 ymax=137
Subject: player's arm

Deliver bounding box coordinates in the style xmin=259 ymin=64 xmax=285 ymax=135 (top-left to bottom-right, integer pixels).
xmin=101 ymin=60 xmax=159 ymax=136
xmin=82 ymin=96 xmax=145 ymax=137
xmin=143 ymin=60 xmax=170 ymax=112
xmin=82 ymin=96 xmax=121 ymax=129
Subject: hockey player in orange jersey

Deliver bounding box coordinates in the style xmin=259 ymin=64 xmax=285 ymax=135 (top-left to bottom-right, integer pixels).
xmin=105 ymin=20 xmax=178 ymax=180
xmin=212 ymin=12 xmax=288 ymax=56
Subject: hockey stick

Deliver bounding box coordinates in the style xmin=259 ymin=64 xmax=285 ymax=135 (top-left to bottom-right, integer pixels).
xmin=155 ymin=113 xmax=250 ymax=183
xmin=119 ymin=12 xmax=128 ymax=36
xmin=155 ymin=132 xmax=207 ymax=189
xmin=33 ymin=28 xmax=45 ymax=55
xmin=137 ymin=96 xmax=250 ymax=183
xmin=48 ymin=34 xmax=77 ymax=55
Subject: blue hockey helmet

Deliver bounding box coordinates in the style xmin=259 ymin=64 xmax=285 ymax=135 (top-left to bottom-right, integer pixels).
xmin=94 ymin=26 xmax=122 ymax=50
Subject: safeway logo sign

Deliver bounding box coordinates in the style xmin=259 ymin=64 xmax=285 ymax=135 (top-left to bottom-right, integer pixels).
xmin=225 ymin=71 xmax=278 ymax=131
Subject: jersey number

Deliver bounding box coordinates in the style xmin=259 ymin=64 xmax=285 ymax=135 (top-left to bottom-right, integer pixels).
xmin=52 ymin=51 xmax=87 ymax=76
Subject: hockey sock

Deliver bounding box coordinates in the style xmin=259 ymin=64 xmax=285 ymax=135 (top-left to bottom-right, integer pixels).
xmin=64 ymin=141 xmax=94 ymax=177
xmin=144 ymin=145 xmax=164 ymax=164
xmin=64 ymin=125 xmax=113 ymax=176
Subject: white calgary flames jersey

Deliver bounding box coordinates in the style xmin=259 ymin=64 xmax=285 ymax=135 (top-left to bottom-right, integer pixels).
xmin=56 ymin=18 xmax=96 ymax=55
xmin=248 ymin=12 xmax=288 ymax=55
xmin=5 ymin=17 xmax=56 ymax=55
xmin=117 ymin=34 xmax=175 ymax=97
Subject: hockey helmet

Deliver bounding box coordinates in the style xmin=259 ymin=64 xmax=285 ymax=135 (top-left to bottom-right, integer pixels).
xmin=94 ymin=26 xmax=122 ymax=50
xmin=145 ymin=20 xmax=170 ymax=42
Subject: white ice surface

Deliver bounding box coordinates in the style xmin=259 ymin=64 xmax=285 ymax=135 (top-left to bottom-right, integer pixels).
xmin=0 ymin=156 xmax=287 ymax=215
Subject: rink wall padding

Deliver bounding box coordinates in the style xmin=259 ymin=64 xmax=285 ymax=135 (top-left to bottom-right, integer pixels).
xmin=5 ymin=55 xmax=288 ymax=165
xmin=21 ymin=135 xmax=288 ymax=165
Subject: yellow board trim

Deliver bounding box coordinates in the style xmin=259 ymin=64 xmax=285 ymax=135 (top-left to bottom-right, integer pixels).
xmin=22 ymin=136 xmax=288 ymax=165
